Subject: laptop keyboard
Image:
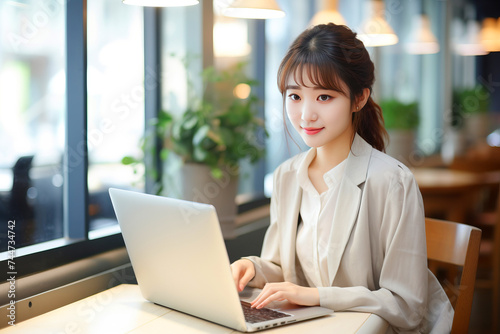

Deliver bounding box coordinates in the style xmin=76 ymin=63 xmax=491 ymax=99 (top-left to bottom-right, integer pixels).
xmin=240 ymin=301 xmax=291 ymax=324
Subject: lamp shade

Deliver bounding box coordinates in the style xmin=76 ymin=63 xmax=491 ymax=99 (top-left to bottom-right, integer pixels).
xmin=214 ymin=20 xmax=252 ymax=57
xmin=357 ymin=0 xmax=398 ymax=47
xmin=454 ymin=20 xmax=488 ymax=56
xmin=480 ymin=17 xmax=500 ymax=52
xmin=310 ymin=0 xmax=346 ymax=26
xmin=405 ymin=15 xmax=439 ymax=54
xmin=221 ymin=0 xmax=285 ymax=19
xmin=123 ymin=0 xmax=199 ymax=7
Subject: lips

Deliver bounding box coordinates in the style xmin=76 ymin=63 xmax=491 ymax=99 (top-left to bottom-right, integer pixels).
xmin=302 ymin=127 xmax=324 ymax=135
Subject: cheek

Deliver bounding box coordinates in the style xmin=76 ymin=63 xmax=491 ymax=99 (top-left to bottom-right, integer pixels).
xmin=285 ymin=104 xmax=301 ymax=124
xmin=324 ymin=102 xmax=352 ymax=123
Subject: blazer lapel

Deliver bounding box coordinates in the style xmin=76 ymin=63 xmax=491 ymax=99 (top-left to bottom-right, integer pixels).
xmin=326 ymin=134 xmax=372 ymax=285
xmin=279 ymin=169 xmax=303 ymax=284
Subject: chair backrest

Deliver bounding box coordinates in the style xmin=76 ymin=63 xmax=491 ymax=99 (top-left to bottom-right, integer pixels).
xmin=425 ymin=218 xmax=482 ymax=334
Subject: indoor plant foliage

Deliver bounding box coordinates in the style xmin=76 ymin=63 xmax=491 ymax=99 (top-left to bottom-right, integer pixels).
xmin=157 ymin=62 xmax=267 ymax=180
xmin=452 ymin=85 xmax=490 ymax=146
xmin=379 ymin=98 xmax=420 ymax=162
xmin=123 ymin=62 xmax=266 ymax=236
xmin=379 ymin=98 xmax=420 ymax=131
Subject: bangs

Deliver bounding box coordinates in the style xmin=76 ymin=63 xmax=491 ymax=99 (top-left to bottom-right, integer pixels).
xmin=278 ymin=51 xmax=351 ymax=99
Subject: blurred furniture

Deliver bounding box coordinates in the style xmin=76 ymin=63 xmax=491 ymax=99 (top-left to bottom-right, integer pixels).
xmin=413 ymin=168 xmax=483 ymax=223
xmin=1 ymin=284 xmax=389 ymax=333
xmin=448 ymin=147 xmax=500 ymax=333
xmin=476 ymin=179 xmax=500 ymax=334
xmin=425 ymin=218 xmax=482 ymax=334
xmin=464 ymin=171 xmax=500 ymax=334
xmin=9 ymin=155 xmax=35 ymax=247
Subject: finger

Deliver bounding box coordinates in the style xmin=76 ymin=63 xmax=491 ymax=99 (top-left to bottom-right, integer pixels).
xmin=255 ymin=291 xmax=285 ymax=309
xmin=238 ymin=270 xmax=254 ymax=292
xmin=251 ymin=284 xmax=279 ymax=307
xmin=231 ymin=265 xmax=241 ymax=289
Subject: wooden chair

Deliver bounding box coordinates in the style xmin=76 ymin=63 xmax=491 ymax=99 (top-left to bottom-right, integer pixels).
xmin=425 ymin=218 xmax=482 ymax=334
xmin=447 ymin=163 xmax=500 ymax=333
xmin=472 ymin=174 xmax=500 ymax=333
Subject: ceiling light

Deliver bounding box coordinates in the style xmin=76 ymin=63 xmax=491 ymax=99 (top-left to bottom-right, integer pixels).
xmin=214 ymin=19 xmax=252 ymax=57
xmin=454 ymin=19 xmax=488 ymax=56
xmin=310 ymin=0 xmax=346 ymax=26
xmin=480 ymin=17 xmax=500 ymax=52
xmin=405 ymin=14 xmax=439 ymax=54
xmin=123 ymin=0 xmax=199 ymax=7
xmin=221 ymin=0 xmax=285 ymax=19
xmin=357 ymin=0 xmax=398 ymax=47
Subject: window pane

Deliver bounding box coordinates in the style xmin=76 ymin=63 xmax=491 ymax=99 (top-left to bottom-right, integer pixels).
xmin=0 ymin=0 xmax=65 ymax=250
xmin=87 ymin=0 xmax=144 ymax=238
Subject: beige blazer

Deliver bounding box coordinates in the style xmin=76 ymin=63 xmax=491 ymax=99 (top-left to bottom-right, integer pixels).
xmin=246 ymin=134 xmax=454 ymax=334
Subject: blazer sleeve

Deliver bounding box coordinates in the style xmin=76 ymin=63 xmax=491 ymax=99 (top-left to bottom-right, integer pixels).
xmin=243 ymin=168 xmax=284 ymax=287
xmin=317 ymin=170 xmax=430 ymax=331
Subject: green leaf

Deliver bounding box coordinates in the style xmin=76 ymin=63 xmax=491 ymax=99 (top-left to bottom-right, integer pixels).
xmin=193 ymin=146 xmax=208 ymax=162
xmin=183 ymin=115 xmax=199 ymax=130
xmin=160 ymin=148 xmax=169 ymax=161
xmin=193 ymin=124 xmax=210 ymax=146
xmin=121 ymin=156 xmax=137 ymax=165
xmin=211 ymin=167 xmax=223 ymax=179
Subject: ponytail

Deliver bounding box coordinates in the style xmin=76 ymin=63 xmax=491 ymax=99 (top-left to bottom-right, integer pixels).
xmin=353 ymin=97 xmax=388 ymax=152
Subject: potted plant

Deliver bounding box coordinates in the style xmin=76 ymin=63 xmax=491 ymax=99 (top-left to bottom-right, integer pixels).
xmin=379 ymin=98 xmax=419 ymax=162
xmin=453 ymin=85 xmax=490 ymax=146
xmin=123 ymin=62 xmax=267 ymax=237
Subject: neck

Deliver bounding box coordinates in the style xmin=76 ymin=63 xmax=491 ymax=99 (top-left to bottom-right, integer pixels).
xmin=313 ymin=132 xmax=354 ymax=172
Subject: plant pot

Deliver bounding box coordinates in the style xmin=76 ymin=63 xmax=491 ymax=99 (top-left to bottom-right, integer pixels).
xmin=386 ymin=130 xmax=416 ymax=163
xmin=179 ymin=163 xmax=239 ymax=238
xmin=441 ymin=129 xmax=467 ymax=165
xmin=464 ymin=113 xmax=489 ymax=146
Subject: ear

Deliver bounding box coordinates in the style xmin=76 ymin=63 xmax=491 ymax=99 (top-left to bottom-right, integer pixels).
xmin=354 ymin=88 xmax=371 ymax=112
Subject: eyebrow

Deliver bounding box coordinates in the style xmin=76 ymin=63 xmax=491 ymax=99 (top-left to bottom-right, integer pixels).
xmin=285 ymin=85 xmax=342 ymax=93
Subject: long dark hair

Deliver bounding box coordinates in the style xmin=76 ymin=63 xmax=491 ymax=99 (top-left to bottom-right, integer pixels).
xmin=277 ymin=23 xmax=387 ymax=152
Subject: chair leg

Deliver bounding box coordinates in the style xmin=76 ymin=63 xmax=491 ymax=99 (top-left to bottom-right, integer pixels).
xmin=492 ymin=228 xmax=500 ymax=334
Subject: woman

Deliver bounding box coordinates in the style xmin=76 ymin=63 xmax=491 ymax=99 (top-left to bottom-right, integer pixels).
xmin=231 ymin=23 xmax=453 ymax=333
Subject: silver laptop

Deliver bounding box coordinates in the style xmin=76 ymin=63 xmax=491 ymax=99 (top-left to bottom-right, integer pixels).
xmin=109 ymin=188 xmax=333 ymax=332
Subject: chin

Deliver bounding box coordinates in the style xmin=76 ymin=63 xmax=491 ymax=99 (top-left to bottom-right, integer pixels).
xmin=300 ymin=137 xmax=324 ymax=148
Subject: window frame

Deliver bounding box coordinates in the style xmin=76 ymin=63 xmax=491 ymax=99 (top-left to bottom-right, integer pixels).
xmin=0 ymin=0 xmax=269 ymax=282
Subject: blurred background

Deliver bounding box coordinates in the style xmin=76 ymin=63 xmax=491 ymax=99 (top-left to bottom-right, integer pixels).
xmin=0 ymin=0 xmax=499 ymax=331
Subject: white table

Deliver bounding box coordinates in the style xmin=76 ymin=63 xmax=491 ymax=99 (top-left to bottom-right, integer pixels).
xmin=2 ymin=284 xmax=389 ymax=333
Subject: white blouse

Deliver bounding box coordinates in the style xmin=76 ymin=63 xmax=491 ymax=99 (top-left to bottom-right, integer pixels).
xmin=296 ymin=148 xmax=346 ymax=288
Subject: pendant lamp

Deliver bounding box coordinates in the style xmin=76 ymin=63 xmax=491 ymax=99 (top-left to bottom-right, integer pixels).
xmin=123 ymin=0 xmax=199 ymax=7
xmin=454 ymin=19 xmax=488 ymax=56
xmin=405 ymin=14 xmax=439 ymax=54
xmin=221 ymin=0 xmax=285 ymax=19
xmin=480 ymin=17 xmax=500 ymax=52
xmin=357 ymin=0 xmax=398 ymax=47
xmin=310 ymin=0 xmax=346 ymax=26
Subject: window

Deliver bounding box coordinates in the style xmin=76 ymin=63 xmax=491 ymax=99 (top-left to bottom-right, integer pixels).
xmin=86 ymin=0 xmax=144 ymax=239
xmin=0 ymin=0 xmax=65 ymax=251
xmin=0 ymin=0 xmax=145 ymax=278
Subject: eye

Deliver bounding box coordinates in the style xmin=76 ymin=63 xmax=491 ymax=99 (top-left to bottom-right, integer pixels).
xmin=288 ymin=93 xmax=301 ymax=101
xmin=318 ymin=95 xmax=332 ymax=102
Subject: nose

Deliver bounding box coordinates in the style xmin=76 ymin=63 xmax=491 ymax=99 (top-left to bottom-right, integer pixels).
xmin=300 ymin=101 xmax=317 ymax=123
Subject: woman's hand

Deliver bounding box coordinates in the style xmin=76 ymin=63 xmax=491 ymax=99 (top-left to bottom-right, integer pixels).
xmin=251 ymin=282 xmax=319 ymax=309
xmin=231 ymin=259 xmax=256 ymax=292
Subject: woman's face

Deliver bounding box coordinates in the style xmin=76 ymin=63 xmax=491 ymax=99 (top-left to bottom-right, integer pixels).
xmin=285 ymin=69 xmax=356 ymax=150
